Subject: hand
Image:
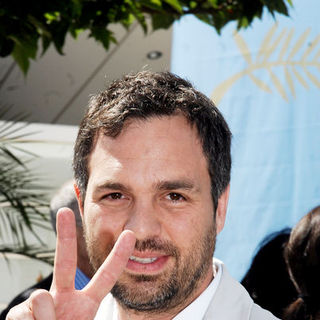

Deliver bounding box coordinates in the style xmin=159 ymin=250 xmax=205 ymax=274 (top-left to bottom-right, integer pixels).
xmin=6 ymin=208 xmax=136 ymax=320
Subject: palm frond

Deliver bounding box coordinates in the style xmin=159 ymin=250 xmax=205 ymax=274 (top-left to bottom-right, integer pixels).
xmin=0 ymin=246 xmax=54 ymax=265
xmin=0 ymin=106 xmax=53 ymax=264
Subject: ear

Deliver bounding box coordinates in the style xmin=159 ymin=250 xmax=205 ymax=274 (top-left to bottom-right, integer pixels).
xmin=215 ymin=184 xmax=230 ymax=235
xmin=74 ymin=183 xmax=84 ymax=220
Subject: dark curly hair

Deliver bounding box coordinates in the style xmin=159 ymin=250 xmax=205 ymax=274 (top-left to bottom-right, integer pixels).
xmin=284 ymin=205 xmax=320 ymax=320
xmin=73 ymin=71 xmax=231 ymax=211
xmin=241 ymin=228 xmax=297 ymax=318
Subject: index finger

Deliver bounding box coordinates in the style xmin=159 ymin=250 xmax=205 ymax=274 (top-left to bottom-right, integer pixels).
xmin=84 ymin=230 xmax=136 ymax=303
xmin=51 ymin=208 xmax=77 ymax=292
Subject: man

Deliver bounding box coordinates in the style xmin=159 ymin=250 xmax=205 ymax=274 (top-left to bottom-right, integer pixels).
xmin=7 ymin=71 xmax=279 ymax=319
xmin=1 ymin=181 xmax=93 ymax=319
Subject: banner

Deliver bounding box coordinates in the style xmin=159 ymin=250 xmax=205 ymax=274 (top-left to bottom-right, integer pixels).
xmin=171 ymin=1 xmax=320 ymax=280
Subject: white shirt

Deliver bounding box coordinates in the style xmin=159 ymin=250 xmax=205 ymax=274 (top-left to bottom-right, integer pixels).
xmin=95 ymin=259 xmax=222 ymax=320
xmin=174 ymin=260 xmax=222 ymax=319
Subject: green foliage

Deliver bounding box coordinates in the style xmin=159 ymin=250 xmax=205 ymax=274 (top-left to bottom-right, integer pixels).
xmin=0 ymin=0 xmax=293 ymax=74
xmin=0 ymin=107 xmax=54 ymax=265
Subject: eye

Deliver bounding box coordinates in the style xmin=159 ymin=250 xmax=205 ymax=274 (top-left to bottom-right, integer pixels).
xmin=104 ymin=192 xmax=124 ymax=200
xmin=166 ymin=192 xmax=185 ymax=202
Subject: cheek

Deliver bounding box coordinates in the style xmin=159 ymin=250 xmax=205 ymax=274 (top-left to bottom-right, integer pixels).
xmin=164 ymin=214 xmax=204 ymax=253
xmin=83 ymin=204 xmax=125 ymax=247
xmin=170 ymin=206 xmax=214 ymax=249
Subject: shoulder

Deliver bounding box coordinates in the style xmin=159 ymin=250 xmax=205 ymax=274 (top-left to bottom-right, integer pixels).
xmin=250 ymin=303 xmax=280 ymax=320
xmin=204 ymin=260 xmax=279 ymax=320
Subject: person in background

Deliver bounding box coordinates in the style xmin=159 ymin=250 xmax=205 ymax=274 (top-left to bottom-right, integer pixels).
xmin=49 ymin=180 xmax=94 ymax=289
xmin=0 ymin=180 xmax=93 ymax=319
xmin=241 ymin=228 xmax=297 ymax=318
xmin=283 ymin=205 xmax=320 ymax=320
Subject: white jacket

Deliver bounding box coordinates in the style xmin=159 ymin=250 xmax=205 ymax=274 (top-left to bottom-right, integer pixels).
xmin=95 ymin=259 xmax=279 ymax=320
xmin=203 ymin=260 xmax=279 ymax=319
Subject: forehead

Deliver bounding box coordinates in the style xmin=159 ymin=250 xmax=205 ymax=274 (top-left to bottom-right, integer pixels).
xmin=92 ymin=115 xmax=203 ymax=157
xmin=86 ymin=115 xmax=209 ymax=185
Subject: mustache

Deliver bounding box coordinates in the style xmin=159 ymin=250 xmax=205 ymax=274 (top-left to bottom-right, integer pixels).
xmin=134 ymin=238 xmax=179 ymax=258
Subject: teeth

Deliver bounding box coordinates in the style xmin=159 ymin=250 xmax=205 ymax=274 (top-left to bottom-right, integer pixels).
xmin=130 ymin=256 xmax=158 ymax=264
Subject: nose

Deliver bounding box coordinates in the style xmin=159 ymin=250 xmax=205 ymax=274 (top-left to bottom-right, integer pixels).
xmin=124 ymin=199 xmax=161 ymax=240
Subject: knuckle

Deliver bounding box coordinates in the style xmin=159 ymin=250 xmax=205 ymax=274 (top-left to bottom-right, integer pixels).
xmin=6 ymin=300 xmax=32 ymax=319
xmin=29 ymin=289 xmax=52 ymax=309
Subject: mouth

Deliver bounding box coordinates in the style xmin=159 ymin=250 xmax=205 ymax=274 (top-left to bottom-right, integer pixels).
xmin=126 ymin=253 xmax=170 ymax=274
xmin=129 ymin=256 xmax=158 ymax=264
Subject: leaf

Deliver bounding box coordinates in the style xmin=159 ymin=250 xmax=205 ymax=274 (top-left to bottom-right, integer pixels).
xmin=278 ymin=28 xmax=294 ymax=61
xmin=263 ymin=0 xmax=289 ymax=16
xmin=0 ymin=147 xmax=25 ymax=167
xmin=233 ymin=32 xmax=252 ymax=64
xmin=268 ymin=68 xmax=288 ymax=100
xmin=11 ymin=46 xmax=30 ymax=75
xmin=291 ymin=66 xmax=309 ymax=89
xmin=257 ymin=24 xmax=278 ymax=62
xmin=27 ymin=15 xmax=51 ymax=39
xmin=248 ymin=74 xmax=272 ymax=92
xmin=71 ymin=0 xmax=82 ymax=18
xmin=288 ymin=28 xmax=311 ymax=60
xmin=163 ymin=0 xmax=183 ymax=13
xmin=41 ymin=35 xmax=52 ymax=56
xmin=0 ymin=247 xmax=55 ymax=266
xmin=207 ymin=0 xmax=219 ymax=8
xmin=139 ymin=0 xmax=163 ymax=11
xmin=151 ymin=13 xmax=175 ymax=30
xmin=302 ymin=34 xmax=320 ymax=61
xmin=90 ymin=27 xmax=114 ymax=50
xmin=0 ymin=38 xmax=14 ymax=57
xmin=237 ymin=16 xmax=249 ymax=29
xmin=305 ymin=69 xmax=320 ymax=88
xmin=126 ymin=1 xmax=148 ymax=33
xmin=9 ymin=33 xmax=39 ymax=75
xmin=0 ymin=109 xmax=51 ymax=257
xmin=284 ymin=67 xmax=295 ymax=96
xmin=44 ymin=11 xmax=61 ymax=23
xmin=121 ymin=13 xmax=136 ymax=30
xmin=69 ymin=27 xmax=83 ymax=39
xmin=50 ymin=22 xmax=69 ymax=55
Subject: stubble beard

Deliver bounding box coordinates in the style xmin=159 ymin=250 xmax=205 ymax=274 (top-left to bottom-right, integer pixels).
xmin=85 ymin=223 xmax=216 ymax=315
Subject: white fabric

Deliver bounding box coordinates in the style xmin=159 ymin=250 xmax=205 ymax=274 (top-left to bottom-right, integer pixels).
xmin=173 ymin=260 xmax=222 ymax=320
xmin=94 ymin=258 xmax=279 ymax=320
xmin=203 ymin=260 xmax=279 ymax=320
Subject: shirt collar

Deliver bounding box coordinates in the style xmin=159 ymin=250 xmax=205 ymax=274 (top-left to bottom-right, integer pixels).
xmin=173 ymin=259 xmax=222 ymax=320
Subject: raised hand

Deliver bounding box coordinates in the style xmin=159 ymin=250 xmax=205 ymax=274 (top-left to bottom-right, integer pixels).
xmin=6 ymin=208 xmax=136 ymax=320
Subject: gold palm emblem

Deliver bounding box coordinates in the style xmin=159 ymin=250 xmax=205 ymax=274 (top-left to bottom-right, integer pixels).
xmin=211 ymin=25 xmax=320 ymax=104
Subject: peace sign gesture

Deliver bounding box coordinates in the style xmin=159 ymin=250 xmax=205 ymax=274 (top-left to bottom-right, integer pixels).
xmin=6 ymin=208 xmax=136 ymax=320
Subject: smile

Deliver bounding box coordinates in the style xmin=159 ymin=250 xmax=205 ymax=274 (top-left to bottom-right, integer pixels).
xmin=126 ymin=254 xmax=169 ymax=273
xmin=129 ymin=256 xmax=158 ymax=264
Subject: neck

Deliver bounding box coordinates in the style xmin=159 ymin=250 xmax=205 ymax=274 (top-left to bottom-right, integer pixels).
xmin=116 ymin=266 xmax=214 ymax=320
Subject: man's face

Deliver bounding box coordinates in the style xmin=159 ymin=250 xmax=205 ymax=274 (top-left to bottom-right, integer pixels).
xmin=81 ymin=115 xmax=227 ymax=313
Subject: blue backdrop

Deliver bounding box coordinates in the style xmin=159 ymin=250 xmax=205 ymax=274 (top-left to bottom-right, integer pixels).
xmin=171 ymin=1 xmax=320 ymax=280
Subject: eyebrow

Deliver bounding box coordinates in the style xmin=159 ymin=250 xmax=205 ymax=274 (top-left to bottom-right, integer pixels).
xmin=156 ymin=180 xmax=198 ymax=192
xmin=95 ymin=181 xmax=129 ymax=193
xmin=94 ymin=179 xmax=199 ymax=194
